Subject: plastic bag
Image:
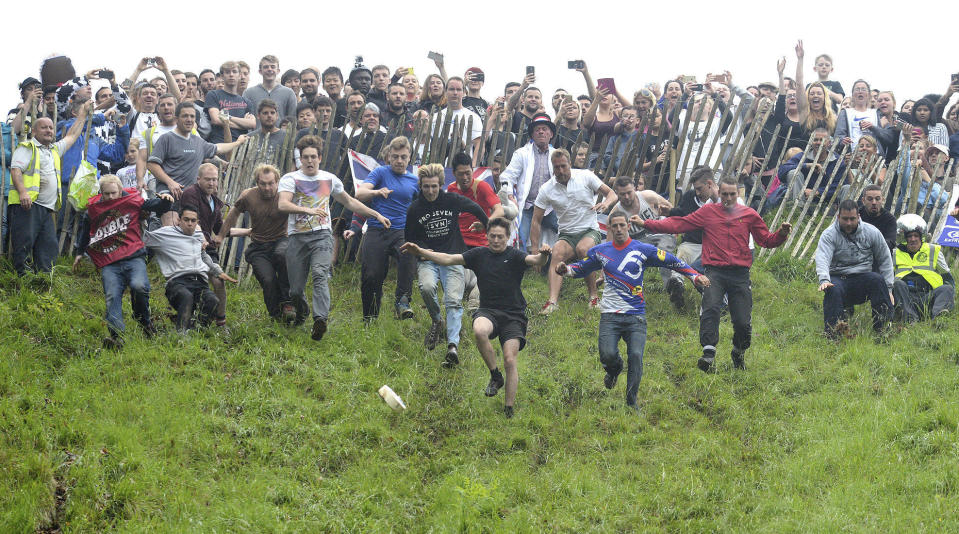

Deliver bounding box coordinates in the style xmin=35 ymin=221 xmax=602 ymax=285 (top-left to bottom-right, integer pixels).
xmin=68 ymin=159 xmax=98 ymax=210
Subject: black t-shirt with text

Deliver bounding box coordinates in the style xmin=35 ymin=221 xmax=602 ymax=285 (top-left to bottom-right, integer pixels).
xmin=205 ymin=89 xmax=254 ymax=143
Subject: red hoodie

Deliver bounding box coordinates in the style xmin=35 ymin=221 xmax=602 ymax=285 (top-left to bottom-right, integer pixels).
xmin=643 ymin=203 xmax=787 ymax=268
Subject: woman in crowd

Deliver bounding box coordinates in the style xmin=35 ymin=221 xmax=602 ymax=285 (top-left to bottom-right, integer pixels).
xmin=417 ymin=74 xmax=446 ymax=113
xmin=835 ymin=80 xmax=881 ymax=148
xmin=909 ymin=98 xmax=949 ymax=145
xmin=873 ymin=91 xmax=902 ymax=163
xmin=583 ymin=85 xmax=620 ymax=141
xmin=403 ymin=72 xmax=420 ymax=103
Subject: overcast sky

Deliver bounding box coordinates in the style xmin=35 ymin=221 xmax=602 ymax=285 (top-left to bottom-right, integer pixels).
xmin=5 ymin=0 xmax=957 ymax=112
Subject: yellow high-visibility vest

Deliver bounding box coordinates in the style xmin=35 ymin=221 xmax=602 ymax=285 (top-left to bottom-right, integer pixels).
xmin=895 ymin=243 xmax=943 ymax=289
xmin=9 ymin=140 xmax=61 ymax=208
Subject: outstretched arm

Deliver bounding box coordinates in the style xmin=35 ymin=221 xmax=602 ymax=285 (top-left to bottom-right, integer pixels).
xmin=333 ymin=190 xmax=391 ymax=228
xmin=525 ymin=244 xmax=551 ymax=266
xmin=399 ymin=242 xmax=464 ymax=266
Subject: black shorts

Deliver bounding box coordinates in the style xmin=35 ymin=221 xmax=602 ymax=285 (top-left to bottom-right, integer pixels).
xmin=473 ymin=308 xmax=527 ymax=351
xmin=206 ymin=248 xmax=220 ymax=263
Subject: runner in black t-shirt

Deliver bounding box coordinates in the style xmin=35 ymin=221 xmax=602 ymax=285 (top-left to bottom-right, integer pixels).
xmin=401 ymin=218 xmax=550 ymax=418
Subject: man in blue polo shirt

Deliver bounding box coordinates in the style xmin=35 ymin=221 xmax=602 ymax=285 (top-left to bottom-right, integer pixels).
xmin=355 ymin=136 xmax=420 ymax=321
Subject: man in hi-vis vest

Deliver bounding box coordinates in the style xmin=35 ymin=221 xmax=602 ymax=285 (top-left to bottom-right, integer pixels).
xmin=892 ymin=214 xmax=954 ymax=323
xmin=8 ymin=106 xmax=89 ymax=275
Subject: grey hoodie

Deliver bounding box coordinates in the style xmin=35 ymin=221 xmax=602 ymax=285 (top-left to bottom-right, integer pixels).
xmin=143 ymin=225 xmax=223 ymax=282
xmin=815 ymin=219 xmax=894 ymax=289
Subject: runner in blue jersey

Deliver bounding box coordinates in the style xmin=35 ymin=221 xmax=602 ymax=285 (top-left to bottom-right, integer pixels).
xmin=556 ymin=211 xmax=710 ymax=413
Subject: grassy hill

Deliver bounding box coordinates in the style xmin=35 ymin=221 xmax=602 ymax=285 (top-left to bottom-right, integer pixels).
xmin=1 ymin=254 xmax=957 ymax=532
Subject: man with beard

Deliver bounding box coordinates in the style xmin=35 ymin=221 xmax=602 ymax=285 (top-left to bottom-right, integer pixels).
xmin=815 ymin=200 xmax=894 ymax=339
xmin=216 ymin=164 xmax=294 ymax=322
xmin=299 ymin=68 xmax=321 ymax=106
xmin=247 ymin=99 xmax=287 ymax=161
xmin=199 ymin=69 xmax=217 ymax=100
xmin=638 ymin=176 xmax=792 ymax=372
xmin=74 ymin=175 xmax=173 ymax=347
xmin=380 ymin=83 xmax=414 ymax=139
xmin=507 ymin=70 xmax=542 ymax=134
xmin=858 ymin=184 xmax=897 ymax=251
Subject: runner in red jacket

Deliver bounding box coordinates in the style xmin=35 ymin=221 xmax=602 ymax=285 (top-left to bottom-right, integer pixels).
xmin=637 ymin=176 xmax=791 ymax=372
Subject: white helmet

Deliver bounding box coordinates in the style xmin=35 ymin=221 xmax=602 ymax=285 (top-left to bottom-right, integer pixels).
xmin=896 ymin=213 xmax=927 ymax=243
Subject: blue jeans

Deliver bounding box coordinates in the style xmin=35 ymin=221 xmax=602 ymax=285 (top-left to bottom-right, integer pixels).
xmin=598 ymin=313 xmax=647 ymax=406
xmin=518 ymin=207 xmax=557 ymax=252
xmin=823 ymin=272 xmax=891 ymax=331
xmin=101 ymin=255 xmax=152 ymax=335
xmin=417 ymin=261 xmax=465 ymax=345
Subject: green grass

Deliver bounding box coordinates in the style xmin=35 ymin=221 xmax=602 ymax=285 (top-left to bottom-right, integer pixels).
xmin=1 ymin=253 xmax=958 ymax=532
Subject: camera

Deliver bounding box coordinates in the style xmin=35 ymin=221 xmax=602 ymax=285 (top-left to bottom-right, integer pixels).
xmin=99 ymin=69 xmax=114 ymax=80
xmin=567 ymin=60 xmax=584 ymax=70
xmin=354 ymin=55 xmax=364 ymax=68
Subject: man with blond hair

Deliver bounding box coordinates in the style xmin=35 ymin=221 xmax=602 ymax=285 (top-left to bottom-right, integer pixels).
xmin=404 ymin=163 xmax=489 ymax=366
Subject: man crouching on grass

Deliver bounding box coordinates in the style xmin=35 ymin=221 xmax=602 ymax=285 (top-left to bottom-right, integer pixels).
xmin=401 ymin=218 xmax=550 ymax=418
